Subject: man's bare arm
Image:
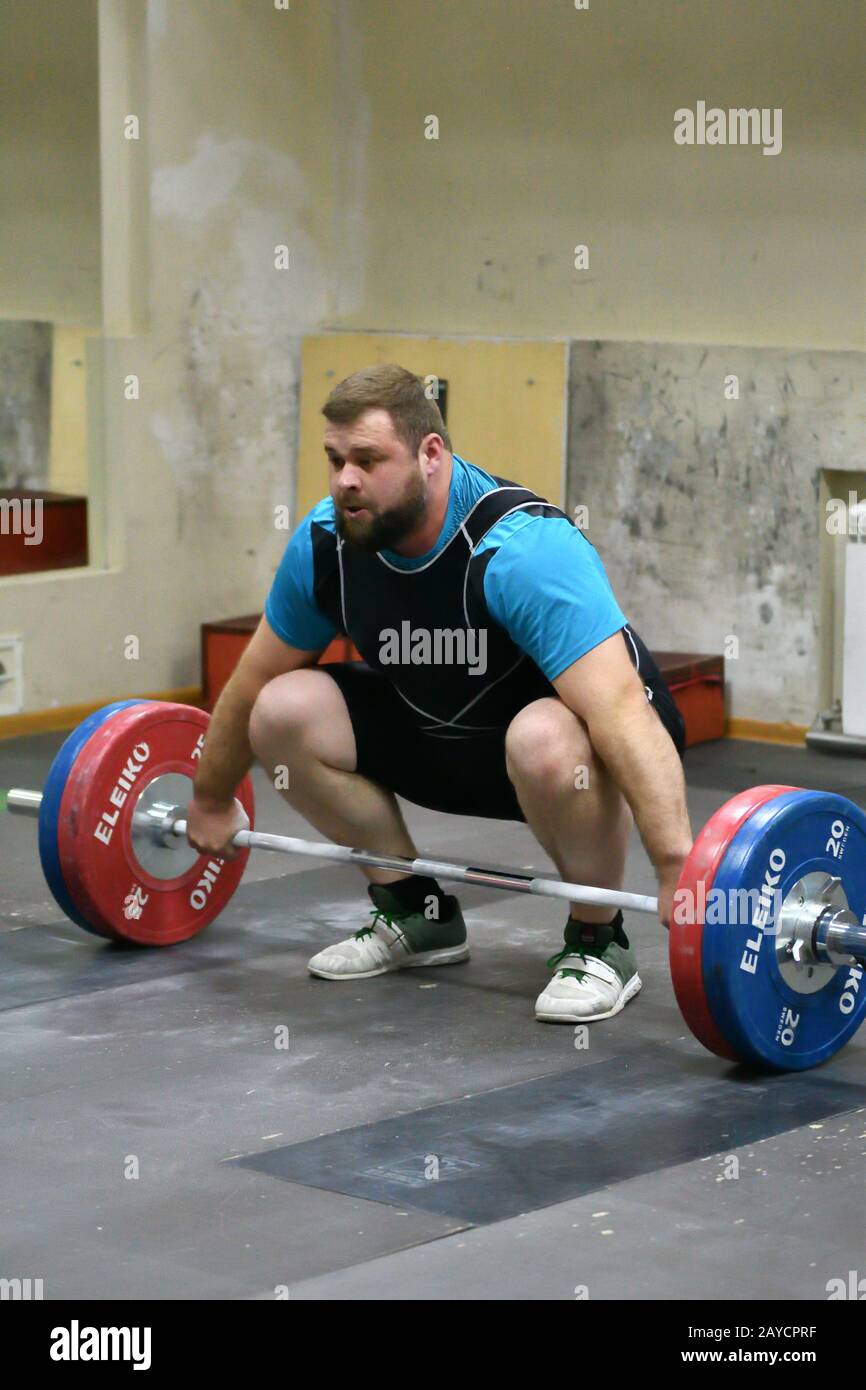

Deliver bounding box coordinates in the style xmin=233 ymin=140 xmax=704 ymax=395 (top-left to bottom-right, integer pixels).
xmin=553 ymin=632 xmax=693 ymax=878
xmin=193 ymin=617 xmax=320 ymax=807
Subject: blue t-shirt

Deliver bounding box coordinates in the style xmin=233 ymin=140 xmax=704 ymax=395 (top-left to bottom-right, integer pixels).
xmin=265 ymin=454 xmax=627 ymax=682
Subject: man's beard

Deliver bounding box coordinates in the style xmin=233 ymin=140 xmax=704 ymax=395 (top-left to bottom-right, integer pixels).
xmin=335 ymin=475 xmax=427 ymax=552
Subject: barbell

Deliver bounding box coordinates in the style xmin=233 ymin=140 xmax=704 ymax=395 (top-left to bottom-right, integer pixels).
xmin=5 ymin=698 xmax=866 ymax=1073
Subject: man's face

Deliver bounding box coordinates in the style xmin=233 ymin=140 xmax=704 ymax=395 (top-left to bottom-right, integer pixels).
xmin=325 ymin=408 xmax=428 ymax=552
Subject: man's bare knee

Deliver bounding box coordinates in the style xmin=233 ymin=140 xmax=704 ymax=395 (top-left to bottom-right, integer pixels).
xmin=249 ymin=670 xmax=316 ymax=751
xmin=249 ymin=669 xmax=354 ymax=771
xmin=505 ymin=698 xmax=594 ymax=791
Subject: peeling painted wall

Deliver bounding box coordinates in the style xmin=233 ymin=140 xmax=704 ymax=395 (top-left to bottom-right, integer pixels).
xmin=0 ymin=0 xmax=346 ymax=710
xmin=0 ymin=322 xmax=52 ymax=489
xmin=348 ymin=0 xmax=863 ymax=351
xmin=0 ymin=0 xmax=862 ymax=717
xmin=567 ymin=342 xmax=866 ymax=724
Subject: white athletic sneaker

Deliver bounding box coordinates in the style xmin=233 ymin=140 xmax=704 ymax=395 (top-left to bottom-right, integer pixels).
xmin=308 ymin=891 xmax=469 ymax=981
xmin=535 ymin=937 xmax=642 ymax=1023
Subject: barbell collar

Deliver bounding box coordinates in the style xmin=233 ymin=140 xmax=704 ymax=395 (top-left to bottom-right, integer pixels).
xmin=813 ymin=907 xmax=866 ymax=967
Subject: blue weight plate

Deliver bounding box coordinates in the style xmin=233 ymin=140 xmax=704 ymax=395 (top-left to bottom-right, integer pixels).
xmin=703 ymin=789 xmax=866 ymax=1070
xmin=38 ymin=700 xmax=146 ymax=938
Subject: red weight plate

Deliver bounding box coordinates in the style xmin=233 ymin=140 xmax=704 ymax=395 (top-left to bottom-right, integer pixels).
xmin=58 ymin=702 xmax=255 ymax=945
xmin=670 ymin=784 xmax=801 ymax=1062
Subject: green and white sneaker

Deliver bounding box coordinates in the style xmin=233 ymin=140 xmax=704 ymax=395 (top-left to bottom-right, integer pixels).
xmin=535 ymin=915 xmax=641 ymax=1023
xmin=307 ymin=883 xmax=469 ymax=980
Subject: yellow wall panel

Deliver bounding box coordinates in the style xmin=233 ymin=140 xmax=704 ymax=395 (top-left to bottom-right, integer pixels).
xmin=49 ymin=326 xmax=91 ymax=495
xmin=298 ymin=335 xmax=568 ymax=523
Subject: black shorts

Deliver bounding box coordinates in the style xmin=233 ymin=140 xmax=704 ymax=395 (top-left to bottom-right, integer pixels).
xmin=323 ymin=661 xmax=686 ymax=823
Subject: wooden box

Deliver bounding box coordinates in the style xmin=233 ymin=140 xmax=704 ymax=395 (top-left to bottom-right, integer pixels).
xmin=201 ymin=613 xmax=360 ymax=710
xmin=0 ymin=490 xmax=88 ymax=576
xmin=654 ymin=651 xmax=725 ymax=746
xmin=202 ymin=616 xmax=725 ymax=748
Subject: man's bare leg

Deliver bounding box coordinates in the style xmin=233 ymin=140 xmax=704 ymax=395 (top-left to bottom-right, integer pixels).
xmin=505 ymin=697 xmax=634 ymax=924
xmin=249 ymin=669 xmax=468 ymax=977
xmin=248 ymin=668 xmax=417 ymax=887
xmin=504 ymin=696 xmax=641 ymax=1021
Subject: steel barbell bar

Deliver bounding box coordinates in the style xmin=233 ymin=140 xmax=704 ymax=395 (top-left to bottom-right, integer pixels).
xmin=6 ymin=784 xmax=866 ymax=966
xmin=6 ymin=785 xmax=658 ymax=914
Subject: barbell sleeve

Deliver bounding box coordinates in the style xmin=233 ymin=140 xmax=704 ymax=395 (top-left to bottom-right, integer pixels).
xmin=814 ymin=908 xmax=866 ymax=965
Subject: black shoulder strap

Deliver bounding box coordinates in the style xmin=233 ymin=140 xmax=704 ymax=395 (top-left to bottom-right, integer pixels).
xmin=462 ymin=480 xmax=570 ymax=550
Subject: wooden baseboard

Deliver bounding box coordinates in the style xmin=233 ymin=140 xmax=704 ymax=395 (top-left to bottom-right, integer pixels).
xmin=0 ymin=687 xmax=203 ymax=741
xmin=725 ymin=717 xmax=808 ymax=747
xmin=0 ymin=693 xmax=809 ymax=750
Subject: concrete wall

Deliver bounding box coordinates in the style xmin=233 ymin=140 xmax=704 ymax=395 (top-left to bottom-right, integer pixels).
xmin=566 ymin=342 xmax=866 ymax=724
xmin=0 ymin=0 xmax=861 ymax=723
xmin=343 ymin=0 xmax=863 ymax=351
xmin=0 ymin=0 xmax=338 ymax=711
xmin=0 ymin=323 xmax=52 ymax=489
